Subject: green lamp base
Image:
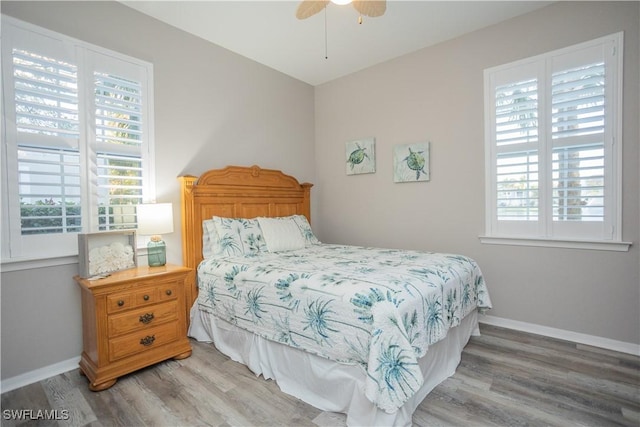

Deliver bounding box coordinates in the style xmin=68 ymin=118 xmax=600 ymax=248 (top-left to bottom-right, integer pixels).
xmin=147 ymin=239 xmax=166 ymax=267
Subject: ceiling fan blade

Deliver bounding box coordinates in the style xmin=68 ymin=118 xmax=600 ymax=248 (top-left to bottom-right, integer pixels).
xmin=296 ymin=0 xmax=330 ymax=19
xmin=352 ymin=0 xmax=386 ymax=17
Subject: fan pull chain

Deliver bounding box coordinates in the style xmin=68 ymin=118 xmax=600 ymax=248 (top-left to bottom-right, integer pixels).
xmin=324 ymin=7 xmax=328 ymax=59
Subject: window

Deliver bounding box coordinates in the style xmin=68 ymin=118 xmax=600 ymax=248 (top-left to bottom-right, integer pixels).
xmin=1 ymin=16 xmax=154 ymax=262
xmin=483 ymin=33 xmax=628 ymax=251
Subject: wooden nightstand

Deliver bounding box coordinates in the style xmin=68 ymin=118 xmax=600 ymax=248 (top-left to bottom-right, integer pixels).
xmin=74 ymin=264 xmax=192 ymax=391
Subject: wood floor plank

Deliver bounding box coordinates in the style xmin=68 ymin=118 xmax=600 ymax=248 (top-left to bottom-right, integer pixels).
xmin=2 ymin=324 xmax=638 ymax=427
xmin=64 ymin=369 xmax=143 ymax=427
xmin=158 ymin=354 xmax=256 ymax=426
xmin=621 ymin=406 xmax=640 ymax=424
xmin=136 ymin=363 xmax=210 ymax=427
xmin=0 ymin=382 xmax=52 ymax=427
xmin=489 ymin=370 xmax=629 ymax=426
xmin=115 ymin=373 xmax=184 ymax=426
xmin=225 ymin=372 xmax=314 ymax=425
xmin=183 ymin=341 xmax=240 ymax=394
xmin=41 ymin=374 xmax=97 ymax=427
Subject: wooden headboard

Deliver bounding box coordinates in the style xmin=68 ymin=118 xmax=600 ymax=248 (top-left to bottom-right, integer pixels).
xmin=178 ymin=165 xmax=313 ymax=311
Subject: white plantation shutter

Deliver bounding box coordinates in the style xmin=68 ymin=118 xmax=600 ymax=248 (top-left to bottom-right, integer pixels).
xmin=551 ymin=63 xmax=605 ymax=138
xmin=94 ymin=70 xmax=146 ymax=230
xmin=13 ymin=48 xmax=79 ymax=139
xmin=484 ymin=33 xmax=622 ymax=245
xmin=11 ymin=46 xmax=83 ymax=236
xmin=496 ymin=150 xmax=539 ymax=221
xmin=494 ymin=77 xmax=539 ymax=223
xmin=2 ymin=17 xmax=154 ymax=261
xmin=95 ymin=72 xmax=143 ymax=148
xmin=97 ymin=153 xmax=143 ymax=229
xmin=18 ymin=147 xmax=82 ymax=234
xmin=551 ymin=58 xmax=606 ymax=226
xmin=495 ymin=78 xmax=538 ymax=147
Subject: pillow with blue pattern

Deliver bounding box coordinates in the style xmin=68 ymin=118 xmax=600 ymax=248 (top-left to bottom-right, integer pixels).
xmin=211 ymin=217 xmax=267 ymax=257
xmin=290 ymin=215 xmax=320 ymax=246
xmin=202 ymin=218 xmax=219 ymax=259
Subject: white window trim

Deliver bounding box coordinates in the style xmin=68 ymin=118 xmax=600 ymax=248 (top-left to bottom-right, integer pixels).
xmin=1 ymin=16 xmax=156 ymax=269
xmin=0 ymin=255 xmax=80 ymax=272
xmin=479 ymin=236 xmax=631 ymax=252
xmin=482 ymin=32 xmax=631 ymax=252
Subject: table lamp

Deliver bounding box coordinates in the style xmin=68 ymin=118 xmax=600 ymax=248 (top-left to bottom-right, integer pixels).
xmin=136 ymin=203 xmax=174 ymax=267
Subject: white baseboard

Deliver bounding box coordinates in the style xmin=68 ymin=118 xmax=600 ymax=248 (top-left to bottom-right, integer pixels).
xmin=479 ymin=314 xmax=640 ymax=356
xmin=1 ymin=356 xmax=80 ymax=394
xmin=2 ymin=316 xmax=638 ymax=394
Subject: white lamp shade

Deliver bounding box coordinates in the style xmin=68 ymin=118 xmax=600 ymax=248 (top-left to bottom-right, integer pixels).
xmin=136 ymin=203 xmax=174 ymax=236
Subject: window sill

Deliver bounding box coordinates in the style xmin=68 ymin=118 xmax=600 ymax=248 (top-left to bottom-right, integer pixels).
xmin=1 ymin=255 xmax=79 ymax=272
xmin=1 ymin=247 xmax=150 ymax=273
xmin=479 ymin=236 xmax=632 ymax=252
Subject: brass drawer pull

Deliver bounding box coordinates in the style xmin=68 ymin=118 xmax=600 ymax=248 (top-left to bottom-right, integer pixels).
xmin=117 ymin=300 xmax=125 ymax=307
xmin=165 ymin=289 xmax=172 ymax=296
xmin=143 ymin=294 xmax=150 ymax=301
xmin=140 ymin=335 xmax=155 ymax=346
xmin=139 ymin=313 xmax=155 ymax=324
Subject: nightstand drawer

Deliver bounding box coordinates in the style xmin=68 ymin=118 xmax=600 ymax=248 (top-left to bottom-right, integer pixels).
xmin=107 ymin=293 xmax=134 ymax=313
xmin=158 ymin=283 xmax=178 ymax=301
xmin=109 ymin=321 xmax=179 ymax=362
xmin=108 ymin=300 xmax=178 ymax=337
xmin=107 ymin=283 xmax=179 ymax=314
xmin=135 ymin=288 xmax=158 ymax=306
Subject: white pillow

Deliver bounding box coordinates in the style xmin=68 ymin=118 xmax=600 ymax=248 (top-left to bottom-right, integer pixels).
xmin=257 ymin=217 xmax=306 ymax=252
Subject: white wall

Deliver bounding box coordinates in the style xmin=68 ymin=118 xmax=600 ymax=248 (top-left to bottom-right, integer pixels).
xmin=0 ymin=0 xmax=316 ymax=381
xmin=314 ymin=2 xmax=639 ymax=346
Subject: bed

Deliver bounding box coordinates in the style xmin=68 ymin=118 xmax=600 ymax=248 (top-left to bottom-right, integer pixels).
xmin=179 ymin=165 xmax=491 ymax=426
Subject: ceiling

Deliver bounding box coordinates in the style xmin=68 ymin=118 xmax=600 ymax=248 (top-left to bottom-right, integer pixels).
xmin=120 ymin=1 xmax=552 ymax=86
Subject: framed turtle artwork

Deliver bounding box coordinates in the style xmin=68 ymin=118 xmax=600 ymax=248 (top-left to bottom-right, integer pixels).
xmin=345 ymin=137 xmax=375 ymax=175
xmin=393 ymin=141 xmax=430 ymax=183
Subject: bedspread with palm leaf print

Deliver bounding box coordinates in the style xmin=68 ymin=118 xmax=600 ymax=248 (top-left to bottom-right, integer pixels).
xmin=196 ymin=244 xmax=491 ymax=413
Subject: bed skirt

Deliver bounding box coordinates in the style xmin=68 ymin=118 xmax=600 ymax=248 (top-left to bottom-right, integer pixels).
xmin=189 ymin=305 xmax=479 ymax=427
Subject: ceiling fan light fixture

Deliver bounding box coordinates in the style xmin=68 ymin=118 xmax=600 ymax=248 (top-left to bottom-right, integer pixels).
xmin=296 ymin=0 xmax=385 ymax=20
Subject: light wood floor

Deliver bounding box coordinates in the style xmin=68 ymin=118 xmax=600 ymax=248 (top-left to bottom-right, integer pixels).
xmin=2 ymin=324 xmax=639 ymax=427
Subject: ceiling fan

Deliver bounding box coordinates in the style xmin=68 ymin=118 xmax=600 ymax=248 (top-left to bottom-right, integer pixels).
xmin=296 ymin=0 xmax=387 ymax=20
